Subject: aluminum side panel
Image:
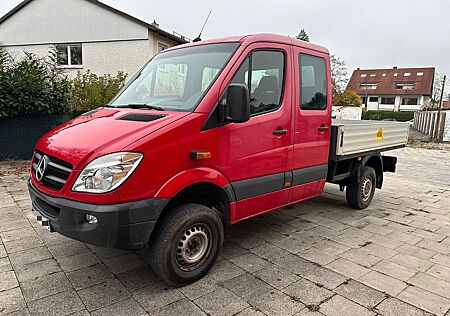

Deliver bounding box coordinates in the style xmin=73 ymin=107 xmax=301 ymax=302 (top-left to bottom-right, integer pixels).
xmin=332 ymin=120 xmax=409 ymax=156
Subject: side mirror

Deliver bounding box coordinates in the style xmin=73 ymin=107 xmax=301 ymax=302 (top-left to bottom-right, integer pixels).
xmin=225 ymin=84 xmax=250 ymax=123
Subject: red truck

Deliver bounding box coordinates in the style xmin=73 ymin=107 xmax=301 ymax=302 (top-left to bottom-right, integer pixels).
xmin=28 ymin=34 xmax=409 ymax=286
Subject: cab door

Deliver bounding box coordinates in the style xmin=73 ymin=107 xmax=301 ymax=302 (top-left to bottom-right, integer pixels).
xmin=289 ymin=47 xmax=332 ymax=203
xmin=218 ymin=43 xmax=293 ymax=221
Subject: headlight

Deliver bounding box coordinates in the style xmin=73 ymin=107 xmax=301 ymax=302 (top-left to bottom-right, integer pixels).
xmin=72 ymin=152 xmax=143 ymax=193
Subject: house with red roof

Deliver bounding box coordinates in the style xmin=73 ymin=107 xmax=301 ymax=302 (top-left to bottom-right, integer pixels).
xmin=346 ymin=67 xmax=435 ymax=111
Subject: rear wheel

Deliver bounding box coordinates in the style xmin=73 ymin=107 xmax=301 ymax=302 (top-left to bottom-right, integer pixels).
xmin=149 ymin=203 xmax=224 ymax=286
xmin=346 ymin=166 xmax=376 ymax=210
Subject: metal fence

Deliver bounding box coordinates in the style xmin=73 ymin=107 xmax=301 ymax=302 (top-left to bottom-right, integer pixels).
xmin=413 ymin=110 xmax=450 ymax=142
xmin=0 ymin=113 xmax=79 ymax=160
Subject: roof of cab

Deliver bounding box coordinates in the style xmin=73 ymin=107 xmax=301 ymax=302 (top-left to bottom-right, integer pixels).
xmin=164 ymin=33 xmax=329 ymax=55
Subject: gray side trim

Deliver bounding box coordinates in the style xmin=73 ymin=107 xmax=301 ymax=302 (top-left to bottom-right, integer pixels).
xmin=284 ymin=171 xmax=293 ymax=184
xmin=232 ymin=173 xmax=285 ymax=201
xmin=292 ymin=164 xmax=328 ymax=186
xmin=222 ymin=184 xmax=237 ymax=203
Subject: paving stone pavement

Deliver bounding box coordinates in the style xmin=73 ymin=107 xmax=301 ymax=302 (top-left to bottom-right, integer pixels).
xmin=0 ymin=147 xmax=449 ymax=316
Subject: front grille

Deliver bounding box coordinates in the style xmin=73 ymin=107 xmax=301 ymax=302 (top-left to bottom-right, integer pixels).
xmin=32 ymin=151 xmax=73 ymax=191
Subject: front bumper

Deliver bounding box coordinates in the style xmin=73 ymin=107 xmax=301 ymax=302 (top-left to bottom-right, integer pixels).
xmin=28 ymin=180 xmax=169 ymax=250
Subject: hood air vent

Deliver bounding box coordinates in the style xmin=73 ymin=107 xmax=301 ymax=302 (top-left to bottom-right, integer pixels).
xmin=117 ymin=113 xmax=166 ymax=122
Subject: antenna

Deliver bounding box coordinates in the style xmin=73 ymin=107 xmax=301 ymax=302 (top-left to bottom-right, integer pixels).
xmin=193 ymin=11 xmax=211 ymax=42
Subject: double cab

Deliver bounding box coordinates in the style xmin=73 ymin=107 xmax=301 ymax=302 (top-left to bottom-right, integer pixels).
xmin=28 ymin=34 xmax=408 ymax=286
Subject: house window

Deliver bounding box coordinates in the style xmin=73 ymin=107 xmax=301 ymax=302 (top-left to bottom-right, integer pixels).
xmin=401 ymin=98 xmax=418 ymax=105
xmin=394 ymin=73 xmax=398 ymax=77
xmin=370 ymin=74 xmax=376 ymax=77
xmin=56 ymin=44 xmax=82 ymax=67
xmin=360 ymin=83 xmax=378 ymax=90
xmin=382 ymin=73 xmax=386 ymax=77
xmin=361 ymin=96 xmax=367 ymax=104
xmin=361 ymin=74 xmax=367 ymax=78
xmin=177 ymin=64 xmax=188 ymax=76
xmin=154 ymin=63 xmax=186 ymax=97
xmin=300 ymin=54 xmax=327 ymax=110
xmin=201 ymin=67 xmax=220 ymax=91
xmin=157 ymin=64 xmax=168 ymax=72
xmin=380 ymin=97 xmax=395 ymax=105
xmin=157 ymin=42 xmax=169 ymax=53
xmin=417 ymin=72 xmax=424 ymax=76
xmin=369 ymin=96 xmax=379 ymax=102
xmin=395 ymin=83 xmax=415 ymax=90
xmin=404 ymin=72 xmax=411 ymax=77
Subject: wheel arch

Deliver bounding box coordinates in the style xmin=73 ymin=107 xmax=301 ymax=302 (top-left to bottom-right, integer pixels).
xmin=361 ymin=154 xmax=383 ymax=189
xmin=154 ymin=167 xmax=233 ymax=199
xmin=152 ymin=167 xmax=236 ymax=228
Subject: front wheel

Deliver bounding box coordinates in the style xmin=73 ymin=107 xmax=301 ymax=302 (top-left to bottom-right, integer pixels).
xmin=149 ymin=203 xmax=224 ymax=287
xmin=346 ymin=166 xmax=376 ymax=210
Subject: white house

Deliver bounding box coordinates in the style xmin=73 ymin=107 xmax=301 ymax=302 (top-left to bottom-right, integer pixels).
xmin=0 ymin=0 xmax=188 ymax=77
xmin=346 ymin=67 xmax=435 ymax=111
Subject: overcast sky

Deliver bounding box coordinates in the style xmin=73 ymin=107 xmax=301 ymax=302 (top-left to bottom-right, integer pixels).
xmin=1 ymin=0 xmax=449 ymax=92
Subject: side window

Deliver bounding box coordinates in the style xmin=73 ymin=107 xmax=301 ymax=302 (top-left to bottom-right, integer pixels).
xmin=300 ymin=54 xmax=327 ymax=110
xmin=229 ymin=50 xmax=285 ymax=115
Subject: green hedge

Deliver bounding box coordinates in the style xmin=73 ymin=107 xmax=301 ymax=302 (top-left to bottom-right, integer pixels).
xmin=0 ymin=51 xmax=70 ymax=118
xmin=71 ymin=70 xmax=127 ymax=112
xmin=0 ymin=49 xmax=127 ymax=119
xmin=362 ymin=110 xmax=414 ymax=122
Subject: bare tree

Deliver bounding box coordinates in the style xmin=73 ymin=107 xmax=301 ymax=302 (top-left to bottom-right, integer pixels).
xmin=330 ymin=55 xmax=349 ymax=102
xmin=431 ymin=73 xmax=444 ymax=110
xmin=296 ymin=29 xmax=310 ymax=42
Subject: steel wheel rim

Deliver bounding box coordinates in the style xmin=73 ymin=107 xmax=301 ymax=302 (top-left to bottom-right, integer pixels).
xmin=176 ymin=224 xmax=211 ymax=271
xmin=361 ymin=177 xmax=373 ymax=202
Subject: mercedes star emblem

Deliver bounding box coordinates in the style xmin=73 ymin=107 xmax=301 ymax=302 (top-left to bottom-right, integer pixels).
xmin=35 ymin=155 xmax=49 ymax=181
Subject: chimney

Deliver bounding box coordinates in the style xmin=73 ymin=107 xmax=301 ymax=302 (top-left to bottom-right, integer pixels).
xmin=393 ymin=66 xmax=398 ymax=70
xmin=357 ymin=67 xmax=360 ymax=70
xmin=151 ymin=20 xmax=159 ymax=28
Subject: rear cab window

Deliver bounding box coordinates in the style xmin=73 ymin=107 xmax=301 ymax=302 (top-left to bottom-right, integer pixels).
xmin=299 ymin=54 xmax=327 ymax=110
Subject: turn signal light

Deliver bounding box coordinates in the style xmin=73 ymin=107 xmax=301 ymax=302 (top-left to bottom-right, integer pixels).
xmin=190 ymin=150 xmax=211 ymax=160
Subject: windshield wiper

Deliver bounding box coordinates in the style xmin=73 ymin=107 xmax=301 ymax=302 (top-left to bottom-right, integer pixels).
xmin=117 ymin=104 xmax=165 ymax=111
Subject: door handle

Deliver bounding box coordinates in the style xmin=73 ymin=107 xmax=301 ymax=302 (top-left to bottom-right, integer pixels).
xmin=273 ymin=128 xmax=288 ymax=135
xmin=318 ymin=125 xmax=329 ymax=131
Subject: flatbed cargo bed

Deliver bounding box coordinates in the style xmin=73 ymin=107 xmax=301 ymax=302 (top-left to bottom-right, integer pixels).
xmin=330 ymin=120 xmax=409 ymax=160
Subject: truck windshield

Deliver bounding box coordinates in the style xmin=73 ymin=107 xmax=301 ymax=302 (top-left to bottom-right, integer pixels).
xmin=110 ymin=42 xmax=240 ymax=111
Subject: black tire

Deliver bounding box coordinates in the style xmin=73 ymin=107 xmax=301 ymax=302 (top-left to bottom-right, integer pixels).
xmin=346 ymin=166 xmax=376 ymax=210
xmin=149 ymin=203 xmax=224 ymax=287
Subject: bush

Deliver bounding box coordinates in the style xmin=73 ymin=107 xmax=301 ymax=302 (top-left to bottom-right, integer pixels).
xmin=333 ymin=90 xmax=362 ymax=107
xmin=0 ymin=48 xmax=128 ymax=118
xmin=362 ymin=110 xmax=414 ymax=122
xmin=70 ymin=71 xmax=127 ymax=112
xmin=0 ymin=50 xmax=71 ymax=119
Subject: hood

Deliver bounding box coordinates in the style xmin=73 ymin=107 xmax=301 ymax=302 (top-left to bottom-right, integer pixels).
xmin=36 ymin=107 xmax=190 ymax=169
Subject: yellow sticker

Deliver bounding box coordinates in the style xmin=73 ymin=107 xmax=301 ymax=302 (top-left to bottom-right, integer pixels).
xmin=376 ymin=128 xmax=384 ymax=142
